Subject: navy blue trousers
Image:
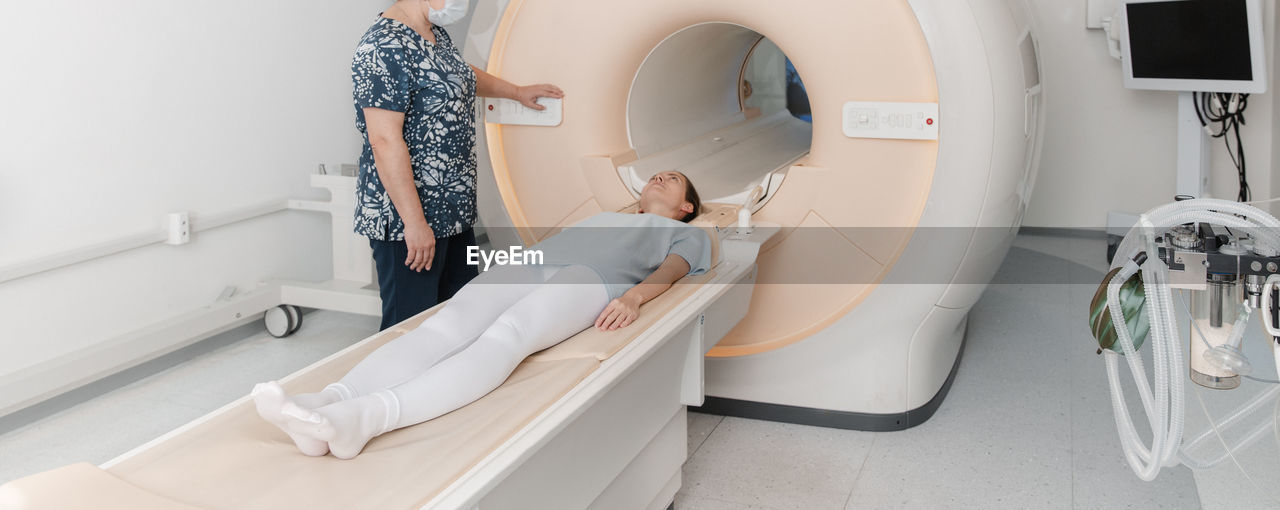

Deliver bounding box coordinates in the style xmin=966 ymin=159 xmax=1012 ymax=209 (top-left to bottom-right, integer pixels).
xmin=370 ymin=229 xmax=478 ymax=331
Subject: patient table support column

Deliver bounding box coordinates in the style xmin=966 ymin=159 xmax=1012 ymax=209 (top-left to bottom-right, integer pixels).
xmin=682 ymin=264 xmax=758 ymax=407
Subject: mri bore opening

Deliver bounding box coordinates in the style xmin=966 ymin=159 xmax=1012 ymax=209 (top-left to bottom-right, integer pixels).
xmin=741 ymin=37 xmax=812 ymax=123
xmin=624 ymin=24 xmax=813 ymax=208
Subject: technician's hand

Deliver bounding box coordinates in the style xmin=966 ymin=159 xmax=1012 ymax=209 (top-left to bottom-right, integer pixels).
xmin=515 ymin=84 xmax=564 ymax=110
xmin=596 ymin=294 xmax=640 ymax=331
xmin=404 ymin=222 xmax=436 ymax=272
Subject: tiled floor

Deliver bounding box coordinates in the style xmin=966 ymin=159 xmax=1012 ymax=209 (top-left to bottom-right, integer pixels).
xmin=3 ymin=233 xmax=1276 ymax=508
xmin=674 ymin=234 xmax=1206 ymax=509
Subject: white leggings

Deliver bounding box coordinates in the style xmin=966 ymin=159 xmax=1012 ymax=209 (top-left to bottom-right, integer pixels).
xmin=331 ymin=264 xmax=608 ymax=429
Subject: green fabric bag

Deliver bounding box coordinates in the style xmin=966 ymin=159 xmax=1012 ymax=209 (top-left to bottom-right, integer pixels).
xmin=1089 ymin=268 xmax=1150 ymax=355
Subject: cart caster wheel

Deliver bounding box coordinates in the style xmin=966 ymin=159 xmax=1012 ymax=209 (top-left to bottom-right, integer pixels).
xmin=265 ymin=305 xmax=297 ymax=338
xmin=285 ymin=305 xmax=303 ymax=335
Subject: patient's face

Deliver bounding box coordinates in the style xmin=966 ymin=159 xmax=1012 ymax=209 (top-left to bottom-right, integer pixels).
xmin=639 ymin=172 xmax=694 ymax=220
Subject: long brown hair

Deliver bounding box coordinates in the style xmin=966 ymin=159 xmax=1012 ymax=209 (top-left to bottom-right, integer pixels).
xmin=676 ymin=172 xmax=702 ymax=223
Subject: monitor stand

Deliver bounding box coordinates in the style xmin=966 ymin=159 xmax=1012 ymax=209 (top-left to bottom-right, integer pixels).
xmin=1176 ymin=91 xmax=1210 ymax=198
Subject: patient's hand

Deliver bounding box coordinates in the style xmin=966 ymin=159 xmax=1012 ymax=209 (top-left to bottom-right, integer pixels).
xmin=595 ymin=294 xmax=640 ymax=331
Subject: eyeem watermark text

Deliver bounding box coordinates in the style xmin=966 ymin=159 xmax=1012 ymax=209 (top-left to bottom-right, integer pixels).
xmin=467 ymin=246 xmax=544 ymax=271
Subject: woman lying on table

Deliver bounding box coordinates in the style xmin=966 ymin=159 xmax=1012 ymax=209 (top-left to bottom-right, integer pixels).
xmin=252 ymin=171 xmax=708 ymax=459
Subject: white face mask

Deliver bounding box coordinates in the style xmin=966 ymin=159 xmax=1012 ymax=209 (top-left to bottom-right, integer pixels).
xmin=427 ymin=0 xmax=468 ymax=26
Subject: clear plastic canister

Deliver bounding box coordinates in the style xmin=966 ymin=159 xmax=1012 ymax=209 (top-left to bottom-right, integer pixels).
xmin=1189 ymin=275 xmax=1241 ymax=389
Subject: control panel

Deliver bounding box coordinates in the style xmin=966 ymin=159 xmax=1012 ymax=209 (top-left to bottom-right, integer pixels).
xmin=483 ymin=97 xmax=563 ymax=127
xmin=841 ymin=101 xmax=939 ymax=140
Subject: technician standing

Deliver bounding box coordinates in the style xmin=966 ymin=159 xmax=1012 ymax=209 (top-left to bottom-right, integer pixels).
xmin=353 ymin=0 xmax=563 ymax=330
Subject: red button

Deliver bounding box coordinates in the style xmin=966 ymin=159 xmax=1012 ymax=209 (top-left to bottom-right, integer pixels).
xmin=926 ymin=118 xmax=934 ymax=125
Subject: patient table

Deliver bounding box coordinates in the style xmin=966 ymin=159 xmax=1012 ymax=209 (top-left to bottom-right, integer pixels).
xmin=0 ymin=207 xmax=766 ymax=509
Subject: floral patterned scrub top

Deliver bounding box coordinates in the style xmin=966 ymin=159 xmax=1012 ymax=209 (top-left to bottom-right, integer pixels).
xmin=351 ymin=16 xmax=478 ymax=240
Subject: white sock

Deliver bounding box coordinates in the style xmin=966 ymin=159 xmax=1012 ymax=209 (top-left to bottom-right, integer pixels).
xmin=282 ymin=390 xmax=401 ymax=460
xmin=251 ymin=381 xmax=333 ymax=456
xmin=291 ymin=383 xmax=348 ymax=410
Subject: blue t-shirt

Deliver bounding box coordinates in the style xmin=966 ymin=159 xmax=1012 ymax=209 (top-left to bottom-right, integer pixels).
xmin=532 ymin=212 xmax=713 ymax=300
xmin=351 ymin=16 xmax=478 ymax=240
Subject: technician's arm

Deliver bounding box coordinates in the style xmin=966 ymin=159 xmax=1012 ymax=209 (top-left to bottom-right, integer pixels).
xmin=471 ymin=65 xmax=563 ymax=111
xmin=595 ymin=254 xmax=692 ymax=331
xmin=364 ymin=107 xmax=436 ymax=272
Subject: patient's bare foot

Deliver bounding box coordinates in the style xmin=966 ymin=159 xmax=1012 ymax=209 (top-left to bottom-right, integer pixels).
xmin=251 ymin=381 xmax=330 ymax=456
xmin=281 ymin=391 xmax=400 ymax=460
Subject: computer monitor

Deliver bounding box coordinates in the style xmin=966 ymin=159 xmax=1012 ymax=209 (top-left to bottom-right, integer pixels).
xmin=1121 ymin=0 xmax=1267 ymax=94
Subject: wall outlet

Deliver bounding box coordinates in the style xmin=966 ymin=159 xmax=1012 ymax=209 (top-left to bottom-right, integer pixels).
xmin=167 ymin=212 xmax=191 ymax=245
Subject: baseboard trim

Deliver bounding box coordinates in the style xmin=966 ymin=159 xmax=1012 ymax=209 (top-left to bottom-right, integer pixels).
xmin=0 ymin=280 xmax=379 ymax=425
xmin=692 ymin=327 xmax=968 ymax=431
xmin=0 ymin=317 xmax=269 ymax=435
xmin=1019 ymin=226 xmax=1107 ymax=239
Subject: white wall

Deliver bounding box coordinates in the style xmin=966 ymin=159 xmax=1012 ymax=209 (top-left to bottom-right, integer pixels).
xmin=1024 ymin=0 xmax=1277 ymax=228
xmin=2 ymin=0 xmax=1275 ymax=393
xmin=0 ymin=1 xmax=392 ymax=378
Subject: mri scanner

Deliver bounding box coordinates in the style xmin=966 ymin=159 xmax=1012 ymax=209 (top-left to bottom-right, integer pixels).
xmin=0 ymin=0 xmax=1045 ymax=508
xmin=468 ymin=0 xmax=1045 ymax=429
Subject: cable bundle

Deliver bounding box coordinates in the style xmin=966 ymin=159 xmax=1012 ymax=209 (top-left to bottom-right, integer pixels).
xmin=1194 ymin=92 xmax=1251 ymax=202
